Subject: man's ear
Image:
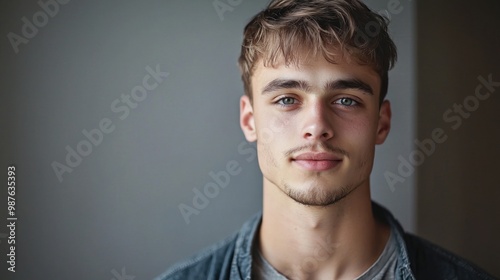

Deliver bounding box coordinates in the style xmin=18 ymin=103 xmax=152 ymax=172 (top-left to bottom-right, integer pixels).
xmin=240 ymin=95 xmax=257 ymax=142
xmin=375 ymin=100 xmax=391 ymax=145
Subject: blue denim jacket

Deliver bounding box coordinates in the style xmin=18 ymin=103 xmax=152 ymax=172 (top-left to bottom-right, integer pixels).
xmin=156 ymin=202 xmax=495 ymax=280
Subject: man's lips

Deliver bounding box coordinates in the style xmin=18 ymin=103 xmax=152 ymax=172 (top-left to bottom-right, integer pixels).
xmin=294 ymin=152 xmax=342 ymax=161
xmin=292 ymin=152 xmax=343 ymax=171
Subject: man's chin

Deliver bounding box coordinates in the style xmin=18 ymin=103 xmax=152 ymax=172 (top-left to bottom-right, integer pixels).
xmin=282 ymin=183 xmax=353 ymax=207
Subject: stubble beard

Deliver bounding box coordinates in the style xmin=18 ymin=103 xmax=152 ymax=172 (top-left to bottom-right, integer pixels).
xmin=282 ymin=181 xmax=360 ymax=207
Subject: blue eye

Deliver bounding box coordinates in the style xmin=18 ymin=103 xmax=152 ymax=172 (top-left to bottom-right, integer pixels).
xmin=335 ymin=98 xmax=358 ymax=106
xmin=277 ymin=97 xmax=297 ymax=106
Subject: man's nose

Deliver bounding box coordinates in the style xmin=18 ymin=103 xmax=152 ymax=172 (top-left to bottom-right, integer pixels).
xmin=301 ymin=101 xmax=334 ymax=141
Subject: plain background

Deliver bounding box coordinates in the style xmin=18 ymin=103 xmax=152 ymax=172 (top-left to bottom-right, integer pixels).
xmin=416 ymin=0 xmax=500 ymax=276
xmin=0 ymin=0 xmax=497 ymax=279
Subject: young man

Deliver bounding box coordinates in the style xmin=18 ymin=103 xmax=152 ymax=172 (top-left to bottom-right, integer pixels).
xmin=158 ymin=0 xmax=494 ymax=279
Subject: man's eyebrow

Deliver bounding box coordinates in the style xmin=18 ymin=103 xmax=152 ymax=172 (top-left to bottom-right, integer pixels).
xmin=261 ymin=78 xmax=374 ymax=96
xmin=325 ymin=79 xmax=374 ymax=95
xmin=261 ymin=79 xmax=312 ymax=95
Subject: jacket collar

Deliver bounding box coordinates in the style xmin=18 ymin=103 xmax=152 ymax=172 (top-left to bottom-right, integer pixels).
xmin=231 ymin=201 xmax=416 ymax=280
xmin=231 ymin=211 xmax=261 ymax=279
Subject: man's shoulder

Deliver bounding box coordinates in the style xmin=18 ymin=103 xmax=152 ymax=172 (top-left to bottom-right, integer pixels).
xmin=403 ymin=233 xmax=496 ymax=279
xmin=373 ymin=201 xmax=495 ymax=279
xmin=154 ymin=232 xmax=238 ymax=280
xmin=155 ymin=212 xmax=262 ymax=280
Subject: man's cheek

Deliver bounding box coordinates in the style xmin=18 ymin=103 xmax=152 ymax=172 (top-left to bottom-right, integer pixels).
xmin=341 ymin=123 xmax=373 ymax=144
xmin=268 ymin=115 xmax=291 ymax=134
xmin=257 ymin=123 xmax=286 ymax=145
xmin=257 ymin=144 xmax=279 ymax=169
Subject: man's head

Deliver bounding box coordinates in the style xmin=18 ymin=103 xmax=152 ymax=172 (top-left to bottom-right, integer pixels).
xmin=238 ymin=0 xmax=397 ymax=207
xmin=238 ymin=0 xmax=397 ymax=105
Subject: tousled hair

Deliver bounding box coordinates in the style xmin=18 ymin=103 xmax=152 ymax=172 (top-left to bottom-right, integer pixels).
xmin=238 ymin=0 xmax=397 ymax=104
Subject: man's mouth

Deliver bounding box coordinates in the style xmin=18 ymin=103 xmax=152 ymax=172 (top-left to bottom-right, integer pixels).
xmin=292 ymin=152 xmax=343 ymax=171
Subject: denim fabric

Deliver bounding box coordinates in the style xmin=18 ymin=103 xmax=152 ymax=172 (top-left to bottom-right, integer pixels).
xmin=156 ymin=202 xmax=495 ymax=280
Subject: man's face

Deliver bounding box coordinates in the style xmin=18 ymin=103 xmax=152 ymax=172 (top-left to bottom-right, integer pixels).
xmin=240 ymin=54 xmax=391 ymax=206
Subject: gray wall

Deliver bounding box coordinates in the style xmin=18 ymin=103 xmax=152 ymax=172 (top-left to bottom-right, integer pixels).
xmin=0 ymin=0 xmax=415 ymax=279
xmin=416 ymin=0 xmax=500 ymax=277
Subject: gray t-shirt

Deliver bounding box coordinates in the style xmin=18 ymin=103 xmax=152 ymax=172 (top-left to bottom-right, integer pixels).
xmin=251 ymin=230 xmax=398 ymax=280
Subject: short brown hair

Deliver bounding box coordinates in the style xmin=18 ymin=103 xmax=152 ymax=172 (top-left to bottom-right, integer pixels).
xmin=238 ymin=0 xmax=397 ymax=104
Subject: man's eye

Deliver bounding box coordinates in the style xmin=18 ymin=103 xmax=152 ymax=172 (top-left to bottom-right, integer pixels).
xmin=276 ymin=97 xmax=297 ymax=106
xmin=335 ymin=98 xmax=358 ymax=106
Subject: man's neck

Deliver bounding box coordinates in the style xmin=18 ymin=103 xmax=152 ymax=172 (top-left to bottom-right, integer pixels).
xmin=258 ymin=180 xmax=390 ymax=280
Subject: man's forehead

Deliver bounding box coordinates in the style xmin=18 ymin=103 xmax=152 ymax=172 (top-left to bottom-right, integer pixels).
xmin=251 ymin=54 xmax=381 ymax=93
